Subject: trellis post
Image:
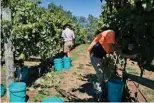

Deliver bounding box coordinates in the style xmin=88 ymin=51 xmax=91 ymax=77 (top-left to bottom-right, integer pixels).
xmin=2 ymin=2 xmax=15 ymax=99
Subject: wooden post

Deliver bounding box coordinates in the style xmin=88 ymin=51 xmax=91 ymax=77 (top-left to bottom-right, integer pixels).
xmin=124 ymin=72 xmax=154 ymax=90
xmin=2 ymin=6 xmax=15 ymax=98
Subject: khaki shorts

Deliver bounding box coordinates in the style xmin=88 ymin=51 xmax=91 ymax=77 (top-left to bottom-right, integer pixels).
xmin=64 ymin=41 xmax=73 ymax=53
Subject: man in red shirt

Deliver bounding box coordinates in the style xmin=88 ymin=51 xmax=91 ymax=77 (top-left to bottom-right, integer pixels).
xmin=88 ymin=29 xmax=137 ymax=101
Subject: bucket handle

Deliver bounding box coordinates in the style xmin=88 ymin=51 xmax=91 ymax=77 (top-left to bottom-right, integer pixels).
xmin=10 ymin=90 xmax=26 ymax=98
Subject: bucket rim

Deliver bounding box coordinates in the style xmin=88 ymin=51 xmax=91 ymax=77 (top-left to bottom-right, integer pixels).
xmin=9 ymin=82 xmax=26 ymax=91
xmin=41 ymin=97 xmax=63 ymax=102
xmin=63 ymin=60 xmax=71 ymax=61
xmin=63 ymin=58 xmax=71 ymax=61
xmin=108 ymin=79 xmax=124 ymax=84
xmin=54 ymin=61 xmax=63 ymax=63
xmin=63 ymin=57 xmax=71 ymax=59
xmin=63 ymin=57 xmax=71 ymax=60
xmin=54 ymin=59 xmax=62 ymax=62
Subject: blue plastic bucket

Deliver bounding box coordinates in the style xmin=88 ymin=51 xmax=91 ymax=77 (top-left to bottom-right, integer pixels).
xmin=41 ymin=97 xmax=63 ymax=102
xmin=63 ymin=57 xmax=71 ymax=70
xmin=54 ymin=58 xmax=63 ymax=72
xmin=9 ymin=82 xmax=26 ymax=102
xmin=16 ymin=66 xmax=29 ymax=82
xmin=0 ymin=84 xmax=5 ymax=97
xmin=107 ymin=79 xmax=124 ymax=102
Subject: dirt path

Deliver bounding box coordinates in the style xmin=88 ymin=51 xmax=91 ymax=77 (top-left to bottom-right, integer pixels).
xmin=57 ymin=49 xmax=96 ymax=101
xmin=26 ymin=45 xmax=96 ymax=102
xmin=2 ymin=44 xmax=153 ymax=102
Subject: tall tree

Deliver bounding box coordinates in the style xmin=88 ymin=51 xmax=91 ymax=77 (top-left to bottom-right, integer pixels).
xmin=86 ymin=15 xmax=99 ymax=41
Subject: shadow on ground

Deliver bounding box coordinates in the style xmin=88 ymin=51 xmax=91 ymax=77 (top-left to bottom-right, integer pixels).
xmin=74 ymin=73 xmax=137 ymax=102
xmin=69 ymin=98 xmax=95 ymax=102
xmin=66 ymin=74 xmax=98 ymax=102
xmin=16 ymin=52 xmax=66 ymax=87
xmin=26 ymin=95 xmax=29 ymax=102
xmin=71 ymin=83 xmax=94 ymax=96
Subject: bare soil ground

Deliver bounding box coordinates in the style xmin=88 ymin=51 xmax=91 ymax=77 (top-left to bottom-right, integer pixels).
xmin=1 ymin=44 xmax=154 ymax=102
xmin=27 ymin=44 xmax=96 ymax=102
xmin=1 ymin=44 xmax=96 ymax=102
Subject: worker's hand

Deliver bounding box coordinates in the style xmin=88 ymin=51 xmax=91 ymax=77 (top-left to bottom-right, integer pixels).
xmin=87 ymin=51 xmax=91 ymax=56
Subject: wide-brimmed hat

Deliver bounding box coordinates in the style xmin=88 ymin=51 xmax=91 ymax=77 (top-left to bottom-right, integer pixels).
xmin=63 ymin=24 xmax=72 ymax=29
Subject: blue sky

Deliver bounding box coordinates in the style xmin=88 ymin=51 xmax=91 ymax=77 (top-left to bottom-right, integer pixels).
xmin=40 ymin=0 xmax=103 ymax=17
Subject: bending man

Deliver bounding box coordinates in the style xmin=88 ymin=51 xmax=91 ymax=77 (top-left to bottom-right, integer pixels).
xmin=88 ymin=29 xmax=137 ymax=101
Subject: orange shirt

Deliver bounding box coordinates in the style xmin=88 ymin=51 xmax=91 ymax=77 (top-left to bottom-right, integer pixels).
xmin=87 ymin=30 xmax=115 ymax=53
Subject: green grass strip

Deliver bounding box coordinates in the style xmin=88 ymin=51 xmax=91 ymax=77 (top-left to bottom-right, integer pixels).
xmin=71 ymin=44 xmax=88 ymax=61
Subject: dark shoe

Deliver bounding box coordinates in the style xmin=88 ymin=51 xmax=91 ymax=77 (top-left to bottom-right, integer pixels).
xmin=99 ymin=89 xmax=108 ymax=102
xmin=93 ymin=93 xmax=99 ymax=101
xmin=92 ymin=89 xmax=100 ymax=102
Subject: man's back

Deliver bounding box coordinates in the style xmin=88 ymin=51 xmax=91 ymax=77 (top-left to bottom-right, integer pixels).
xmin=62 ymin=28 xmax=75 ymax=42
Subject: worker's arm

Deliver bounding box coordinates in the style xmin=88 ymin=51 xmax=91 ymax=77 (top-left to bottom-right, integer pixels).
xmin=110 ymin=44 xmax=137 ymax=58
xmin=61 ymin=31 xmax=65 ymax=40
xmin=61 ymin=31 xmax=65 ymax=45
xmin=87 ymin=34 xmax=102 ymax=53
